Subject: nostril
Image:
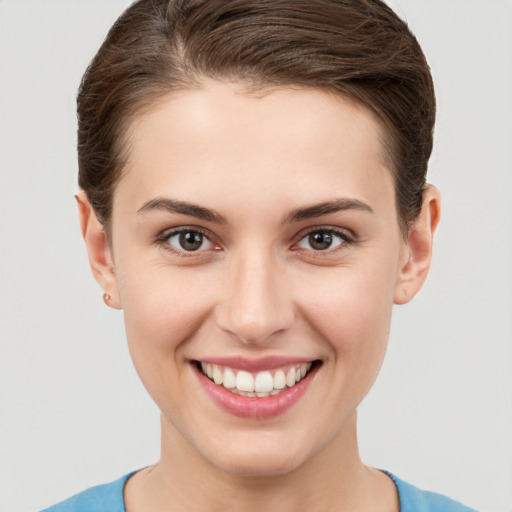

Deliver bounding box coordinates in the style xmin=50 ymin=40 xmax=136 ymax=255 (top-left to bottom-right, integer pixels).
xmin=214 ymin=297 xmax=295 ymax=345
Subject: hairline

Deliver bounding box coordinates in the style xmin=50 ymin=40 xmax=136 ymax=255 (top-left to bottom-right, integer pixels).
xmin=98 ymin=77 xmax=405 ymax=240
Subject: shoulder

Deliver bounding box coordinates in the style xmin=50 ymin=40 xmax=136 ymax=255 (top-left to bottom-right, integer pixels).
xmin=387 ymin=473 xmax=480 ymax=512
xmin=39 ymin=473 xmax=133 ymax=512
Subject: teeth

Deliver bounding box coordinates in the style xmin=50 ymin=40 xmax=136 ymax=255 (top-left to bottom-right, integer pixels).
xmin=274 ymin=369 xmax=286 ymax=390
xmin=286 ymin=368 xmax=296 ymax=387
xmin=236 ymin=370 xmax=254 ymax=392
xmin=200 ymin=361 xmax=314 ymax=396
xmin=212 ymin=365 xmax=223 ymax=385
xmin=223 ymin=368 xmax=236 ymax=389
xmin=254 ymin=371 xmax=273 ymax=393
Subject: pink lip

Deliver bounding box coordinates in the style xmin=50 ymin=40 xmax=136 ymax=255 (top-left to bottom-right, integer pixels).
xmin=195 ymin=355 xmax=315 ymax=372
xmin=194 ymin=362 xmax=320 ymax=419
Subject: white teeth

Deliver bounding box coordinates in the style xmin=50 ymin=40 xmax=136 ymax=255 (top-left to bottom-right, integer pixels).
xmin=200 ymin=361 xmax=315 ymax=396
xmin=212 ymin=365 xmax=223 ymax=385
xmin=223 ymin=368 xmax=236 ymax=389
xmin=254 ymin=371 xmax=274 ymax=393
xmin=286 ymin=368 xmax=296 ymax=387
xmin=236 ymin=370 xmax=255 ymax=392
xmin=274 ymin=369 xmax=286 ymax=390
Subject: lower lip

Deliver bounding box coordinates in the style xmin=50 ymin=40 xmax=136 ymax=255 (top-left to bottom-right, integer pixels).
xmin=194 ymin=363 xmax=319 ymax=419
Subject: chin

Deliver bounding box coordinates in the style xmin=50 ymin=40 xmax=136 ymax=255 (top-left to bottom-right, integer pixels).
xmin=198 ymin=431 xmax=316 ymax=478
xmin=212 ymin=449 xmax=305 ymax=478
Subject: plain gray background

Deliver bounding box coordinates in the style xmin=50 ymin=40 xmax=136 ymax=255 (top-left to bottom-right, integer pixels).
xmin=0 ymin=1 xmax=511 ymax=511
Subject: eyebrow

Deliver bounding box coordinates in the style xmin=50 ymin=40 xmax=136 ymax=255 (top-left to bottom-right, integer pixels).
xmin=137 ymin=197 xmax=228 ymax=224
xmin=284 ymin=198 xmax=374 ymax=223
xmin=136 ymin=196 xmax=374 ymax=224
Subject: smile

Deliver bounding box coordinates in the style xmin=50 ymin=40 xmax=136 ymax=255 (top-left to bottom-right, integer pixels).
xmin=199 ymin=362 xmax=313 ymax=397
xmin=194 ymin=358 xmax=321 ymax=418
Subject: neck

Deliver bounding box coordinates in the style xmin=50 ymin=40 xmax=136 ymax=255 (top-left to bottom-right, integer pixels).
xmin=125 ymin=412 xmax=398 ymax=512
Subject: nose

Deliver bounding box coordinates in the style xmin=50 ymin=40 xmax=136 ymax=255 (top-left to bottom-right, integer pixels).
xmin=214 ymin=248 xmax=295 ymax=344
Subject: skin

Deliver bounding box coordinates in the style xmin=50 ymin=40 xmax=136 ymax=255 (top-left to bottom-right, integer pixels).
xmin=78 ymin=81 xmax=440 ymax=512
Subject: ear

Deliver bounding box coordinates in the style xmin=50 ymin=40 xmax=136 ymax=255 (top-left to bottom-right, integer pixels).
xmin=394 ymin=185 xmax=441 ymax=305
xmin=76 ymin=191 xmax=122 ymax=309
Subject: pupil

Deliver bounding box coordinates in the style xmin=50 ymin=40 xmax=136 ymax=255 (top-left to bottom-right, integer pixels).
xmin=309 ymin=232 xmax=332 ymax=250
xmin=179 ymin=231 xmax=203 ymax=251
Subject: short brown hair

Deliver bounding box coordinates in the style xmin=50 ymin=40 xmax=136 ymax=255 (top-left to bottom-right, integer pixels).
xmin=77 ymin=0 xmax=435 ymax=233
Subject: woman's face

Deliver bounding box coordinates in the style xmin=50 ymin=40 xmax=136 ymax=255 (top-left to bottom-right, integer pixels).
xmin=101 ymin=82 xmax=418 ymax=476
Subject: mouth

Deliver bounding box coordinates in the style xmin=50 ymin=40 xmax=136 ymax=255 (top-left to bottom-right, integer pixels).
xmin=196 ymin=360 xmax=320 ymax=398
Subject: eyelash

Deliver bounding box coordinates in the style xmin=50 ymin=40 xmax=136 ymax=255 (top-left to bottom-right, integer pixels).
xmin=155 ymin=227 xmax=218 ymax=258
xmin=295 ymin=227 xmax=355 ymax=254
xmin=155 ymin=226 xmax=355 ymax=258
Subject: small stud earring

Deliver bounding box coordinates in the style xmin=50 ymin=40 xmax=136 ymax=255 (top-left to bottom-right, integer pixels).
xmin=103 ymin=293 xmax=111 ymax=305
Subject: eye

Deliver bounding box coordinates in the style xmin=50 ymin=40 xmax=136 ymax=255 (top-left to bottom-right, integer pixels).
xmin=297 ymin=229 xmax=348 ymax=251
xmin=166 ymin=229 xmax=214 ymax=253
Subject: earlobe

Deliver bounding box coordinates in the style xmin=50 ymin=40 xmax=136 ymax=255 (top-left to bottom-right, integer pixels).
xmin=394 ymin=185 xmax=441 ymax=305
xmin=76 ymin=192 xmax=122 ymax=309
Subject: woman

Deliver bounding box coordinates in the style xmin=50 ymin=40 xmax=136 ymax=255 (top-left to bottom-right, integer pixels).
xmin=40 ymin=0 xmax=478 ymax=510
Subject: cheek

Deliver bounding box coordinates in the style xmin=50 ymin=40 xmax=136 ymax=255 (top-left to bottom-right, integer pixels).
xmin=114 ymin=264 xmax=222 ymax=417
xmin=116 ymin=264 xmax=216 ymax=367
xmin=298 ymin=256 xmax=398 ymax=371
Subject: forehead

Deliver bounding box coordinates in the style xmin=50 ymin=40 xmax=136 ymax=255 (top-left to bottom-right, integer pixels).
xmin=115 ymin=82 xmax=394 ymax=218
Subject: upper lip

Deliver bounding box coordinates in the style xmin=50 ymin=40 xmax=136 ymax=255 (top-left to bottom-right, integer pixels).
xmin=192 ymin=355 xmax=318 ymax=372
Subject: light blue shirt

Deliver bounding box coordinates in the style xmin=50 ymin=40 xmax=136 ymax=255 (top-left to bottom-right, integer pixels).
xmin=40 ymin=471 xmax=479 ymax=512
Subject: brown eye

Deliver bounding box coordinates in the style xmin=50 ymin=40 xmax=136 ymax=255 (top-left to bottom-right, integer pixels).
xmin=179 ymin=231 xmax=203 ymax=251
xmin=297 ymin=229 xmax=346 ymax=251
xmin=166 ymin=230 xmax=213 ymax=252
xmin=308 ymin=232 xmax=333 ymax=250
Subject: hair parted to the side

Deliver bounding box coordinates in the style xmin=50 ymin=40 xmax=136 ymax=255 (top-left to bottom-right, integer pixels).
xmin=77 ymin=0 xmax=436 ymax=234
